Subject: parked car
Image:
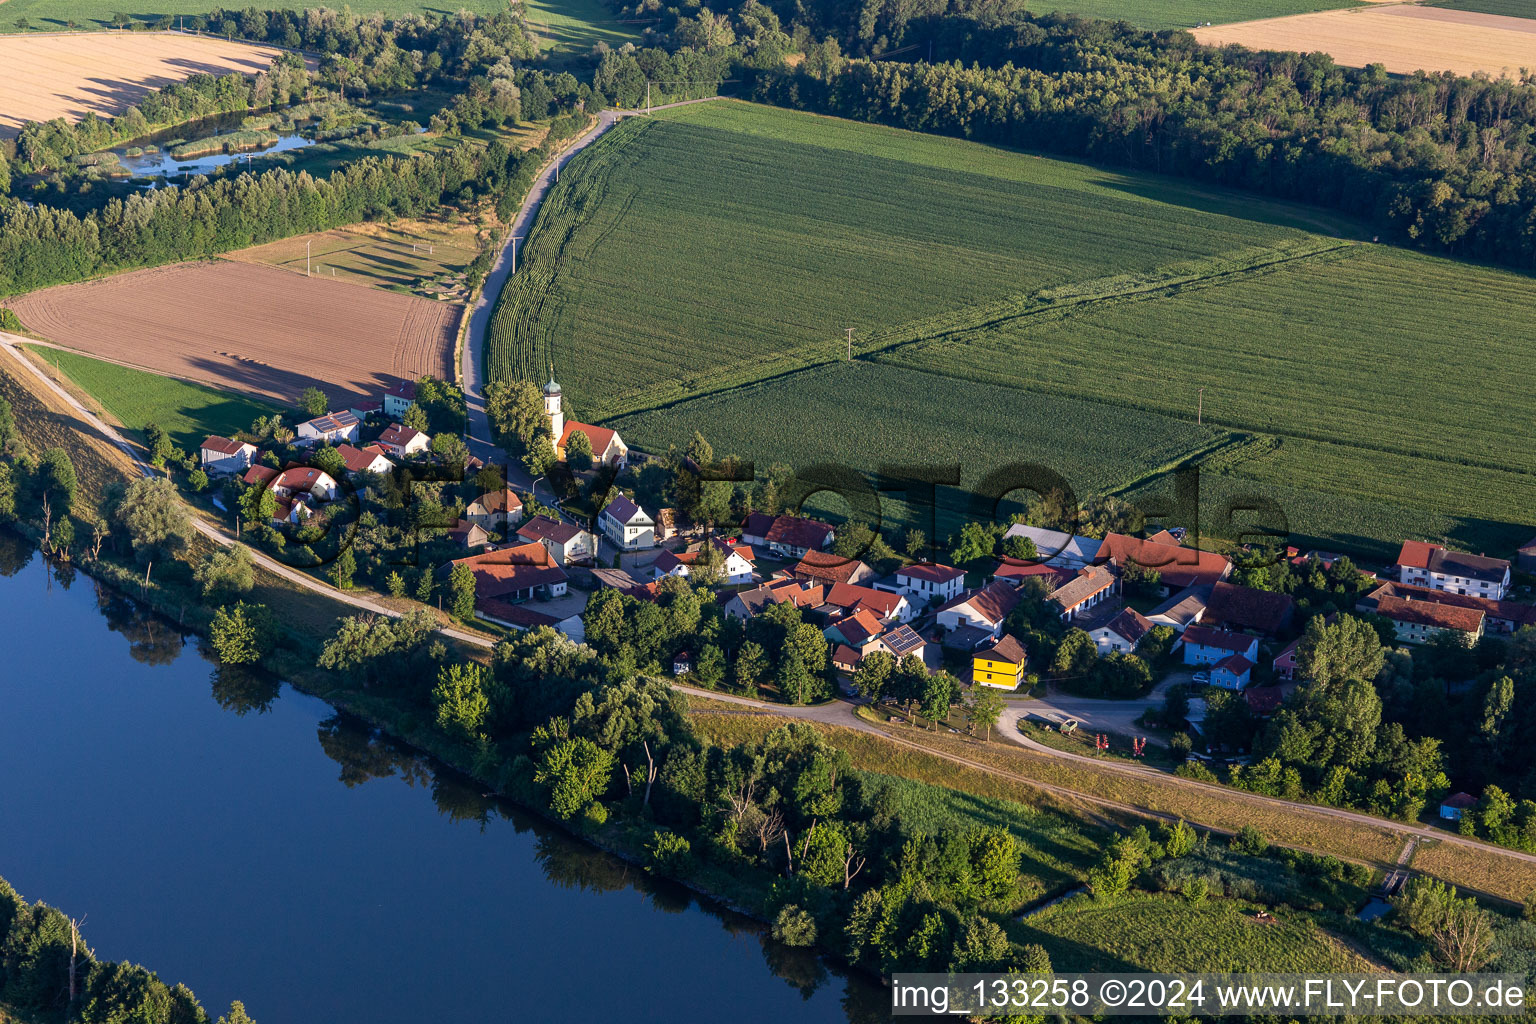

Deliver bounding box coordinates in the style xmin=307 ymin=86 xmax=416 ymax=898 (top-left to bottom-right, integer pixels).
xmin=1192 ymin=670 xmax=1210 ymax=683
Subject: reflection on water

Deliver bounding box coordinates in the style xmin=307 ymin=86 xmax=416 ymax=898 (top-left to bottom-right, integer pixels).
xmin=120 ymin=130 xmax=317 ymax=182
xmin=0 ymin=533 xmax=888 ymax=1023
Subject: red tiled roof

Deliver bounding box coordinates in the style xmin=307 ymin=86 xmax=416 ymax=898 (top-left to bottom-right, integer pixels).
xmin=899 ymin=562 xmax=963 ymax=585
xmin=558 ymin=421 xmax=619 ymax=455
xmin=1442 ymin=792 xmax=1477 ymax=810
xmin=201 ymin=435 xmax=249 ymax=456
xmin=1395 ymin=540 xmax=1438 ymax=571
xmin=1368 ymin=582 xmax=1536 ymax=629
xmin=385 ymin=380 xmax=417 ymax=401
xmin=1245 ymin=686 xmax=1284 ymax=714
xmin=1049 ymin=565 xmax=1116 ymax=610
xmin=1206 ymin=581 xmax=1293 ymax=635
xmin=243 ymin=465 xmax=278 ymax=486
xmin=1273 ymin=638 xmax=1299 ymax=670
xmin=830 ymin=608 xmax=886 ymax=647
xmin=518 ymin=515 xmax=585 ymax=546
xmin=832 ymin=644 xmax=862 ymax=670
xmin=477 ymin=598 xmax=563 ymax=628
xmin=1396 ymin=541 xmax=1509 ymax=582
xmin=1100 ymin=607 xmax=1153 ymax=646
xmin=1377 ymin=594 xmax=1484 ymax=633
xmin=273 ymin=466 xmax=333 ymax=494
xmin=824 ymin=582 xmax=904 ymax=620
xmin=793 ymin=550 xmax=868 ymax=586
xmin=453 ymin=542 xmax=567 ymax=598
xmin=1095 ymin=532 xmax=1230 ymax=589
xmin=937 ymin=581 xmax=1021 ymax=626
xmin=469 ymin=487 xmax=521 ymax=514
xmin=337 ymin=443 xmax=390 ymax=473
xmin=378 ymin=424 xmax=425 ymax=448
xmin=1214 ymin=653 xmax=1253 ymax=675
xmin=743 ymin=512 xmax=833 ymax=551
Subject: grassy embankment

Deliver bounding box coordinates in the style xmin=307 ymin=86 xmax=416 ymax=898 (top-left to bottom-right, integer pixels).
xmin=490 ymin=99 xmax=1536 ymax=558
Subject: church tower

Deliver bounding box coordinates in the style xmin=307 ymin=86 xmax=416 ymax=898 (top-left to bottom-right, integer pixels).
xmin=543 ymin=376 xmax=564 ymax=442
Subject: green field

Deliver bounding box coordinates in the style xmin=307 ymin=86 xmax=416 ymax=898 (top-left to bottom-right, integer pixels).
xmin=1427 ymin=0 xmax=1534 ymax=17
xmin=1015 ymin=894 xmax=1376 ymax=972
xmin=33 ymin=347 xmax=279 ymax=452
xmin=490 ymin=99 xmax=1536 ymax=557
xmin=1037 ymin=0 xmax=1362 ymax=30
xmin=0 ymin=0 xmax=637 ymax=53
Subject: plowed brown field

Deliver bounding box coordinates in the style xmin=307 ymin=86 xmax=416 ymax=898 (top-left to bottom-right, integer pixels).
xmin=1193 ymin=4 xmax=1536 ymax=77
xmin=0 ymin=32 xmax=295 ymax=139
xmin=9 ymin=260 xmax=459 ymax=406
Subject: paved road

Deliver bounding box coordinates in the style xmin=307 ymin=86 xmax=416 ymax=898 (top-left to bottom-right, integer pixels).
xmin=459 ymin=97 xmax=726 ymax=482
xmin=0 ymin=334 xmax=497 ymax=649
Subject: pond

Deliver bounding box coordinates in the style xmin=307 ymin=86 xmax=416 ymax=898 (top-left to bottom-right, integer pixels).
xmin=115 ymin=127 xmax=317 ymax=182
xmin=0 ymin=536 xmax=888 ymax=1023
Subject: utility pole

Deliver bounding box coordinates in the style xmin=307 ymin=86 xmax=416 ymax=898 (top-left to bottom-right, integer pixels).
xmin=1197 ymin=386 xmax=1205 ymax=425
xmin=306 ymin=239 xmax=311 ymax=277
xmin=510 ymin=235 xmax=522 ymax=274
xmin=845 ymin=327 xmax=854 ymax=361
xmin=646 ymin=80 xmax=651 ymax=115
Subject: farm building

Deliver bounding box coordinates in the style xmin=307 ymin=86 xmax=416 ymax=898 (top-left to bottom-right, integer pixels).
xmin=296 ymin=411 xmax=360 ymax=447
xmin=1440 ymin=792 xmax=1477 ymax=821
xmin=599 ymin=495 xmax=656 ymax=550
xmin=1395 ymin=541 xmax=1510 ymax=600
xmin=1049 ymin=565 xmax=1118 ymax=622
xmin=740 ymin=512 xmax=834 ymax=558
xmin=377 ymin=424 xmax=429 ymax=457
xmin=1358 ymin=582 xmax=1536 ymax=635
xmin=199 ymin=436 xmax=256 ymax=476
xmin=1204 ymin=581 xmax=1294 ymax=637
xmin=1374 ymin=593 xmax=1484 ymax=645
xmin=791 ymin=550 xmax=875 ymax=588
xmin=1000 ymin=524 xmax=1101 ymax=569
xmin=448 ymin=521 xmax=492 ymax=551
xmin=1094 ymin=532 xmax=1231 ymax=593
xmin=1146 ymin=584 xmax=1212 ymax=633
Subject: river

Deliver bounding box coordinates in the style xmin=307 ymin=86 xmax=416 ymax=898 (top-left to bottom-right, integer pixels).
xmin=0 ymin=536 xmax=886 ymax=1023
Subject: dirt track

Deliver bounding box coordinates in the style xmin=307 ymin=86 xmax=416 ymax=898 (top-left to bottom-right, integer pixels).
xmin=0 ymin=32 xmax=293 ymax=139
xmin=1193 ymin=3 xmax=1536 ymax=77
xmin=10 ymin=260 xmax=459 ymax=405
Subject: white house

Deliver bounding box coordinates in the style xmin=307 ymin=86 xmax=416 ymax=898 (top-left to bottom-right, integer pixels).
xmin=1090 ymin=607 xmax=1154 ymax=654
xmin=600 ymin=494 xmax=656 ymax=550
xmin=517 ymin=515 xmax=595 ymax=566
xmin=1001 ymin=524 xmax=1102 ymax=570
xmin=935 ymin=581 xmax=1021 ymax=641
xmin=543 ymin=378 xmax=628 ymax=468
xmin=1181 ymin=625 xmax=1259 ymax=668
xmin=199 ymin=435 xmax=256 ymax=476
xmin=890 ymin=563 xmax=965 ymax=607
xmin=336 ymin=443 xmax=394 ymax=476
xmin=652 ymin=537 xmax=755 ymax=585
xmin=296 ymin=411 xmax=360 ymax=447
xmin=383 ymin=380 xmax=417 ymax=419
xmin=740 ymin=512 xmax=834 ymax=559
xmin=465 ymin=487 xmax=523 ymax=530
xmin=1396 ymin=540 xmax=1510 ymax=600
xmin=377 ymin=424 xmax=429 ymax=458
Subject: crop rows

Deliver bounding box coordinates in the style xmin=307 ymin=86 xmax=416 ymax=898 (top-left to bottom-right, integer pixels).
xmin=486 ymin=101 xmax=1340 ymax=423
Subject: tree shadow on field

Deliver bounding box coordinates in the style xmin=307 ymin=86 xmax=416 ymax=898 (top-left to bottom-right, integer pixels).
xmin=1089 ymin=176 xmax=1372 ymax=239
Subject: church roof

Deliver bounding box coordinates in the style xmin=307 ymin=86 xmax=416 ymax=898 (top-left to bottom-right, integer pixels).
xmin=543 ymin=377 xmax=561 ymax=395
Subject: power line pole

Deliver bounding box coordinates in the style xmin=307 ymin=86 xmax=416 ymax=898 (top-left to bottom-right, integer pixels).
xmin=646 ymin=80 xmax=651 ymax=115
xmin=510 ymin=235 xmax=522 ymax=274
xmin=306 ymin=239 xmax=311 ymax=277
xmin=845 ymin=327 xmax=854 ymax=361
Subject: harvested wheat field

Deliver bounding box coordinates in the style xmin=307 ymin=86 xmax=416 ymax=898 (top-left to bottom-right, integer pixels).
xmin=0 ymin=32 xmax=293 ymax=139
xmin=1193 ymin=3 xmax=1536 ymax=77
xmin=9 ymin=260 xmax=459 ymax=406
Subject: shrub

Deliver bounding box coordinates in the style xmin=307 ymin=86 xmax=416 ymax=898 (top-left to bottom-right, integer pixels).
xmin=582 ymin=801 xmax=609 ymax=828
xmin=1230 ymin=826 xmax=1268 ymax=855
xmin=771 ymin=904 xmax=817 ymax=947
xmin=1168 ymin=731 xmax=1192 ymax=760
xmin=1183 ymin=877 xmax=1208 ymax=904
xmin=646 ymin=829 xmax=692 ymax=874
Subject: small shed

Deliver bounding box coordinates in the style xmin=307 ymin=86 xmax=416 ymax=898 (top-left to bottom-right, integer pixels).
xmin=1439 ymin=792 xmax=1477 ymax=821
xmin=671 ymin=650 xmax=692 ymax=676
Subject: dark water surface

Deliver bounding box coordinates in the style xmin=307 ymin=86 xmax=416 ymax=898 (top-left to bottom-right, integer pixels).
xmin=0 ymin=536 xmax=885 ymax=1023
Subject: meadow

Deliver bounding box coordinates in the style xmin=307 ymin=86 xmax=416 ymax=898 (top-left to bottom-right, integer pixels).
xmin=490 ymin=100 xmax=1353 ymax=422
xmin=227 ymin=216 xmax=485 ymax=300
xmin=29 ymin=346 xmax=279 ymax=452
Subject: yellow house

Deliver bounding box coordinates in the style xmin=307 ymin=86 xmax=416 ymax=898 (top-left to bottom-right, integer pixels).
xmin=973 ymin=634 xmax=1027 ymax=690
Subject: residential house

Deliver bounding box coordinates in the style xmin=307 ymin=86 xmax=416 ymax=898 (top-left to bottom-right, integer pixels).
xmin=822 ymin=582 xmax=912 ymax=623
xmin=877 ymin=624 xmax=927 ymax=663
xmin=831 ymin=646 xmax=863 ymax=674
xmin=336 ymin=443 xmax=393 ymax=477
xmin=936 ymin=581 xmax=1022 ymax=644
xmin=558 ymin=422 xmax=629 ymax=468
xmin=1000 ymin=524 xmax=1102 ymax=570
xmin=590 ymin=568 xmax=658 ymax=602
xmin=377 ymin=424 xmax=429 ymax=458
xmin=244 ymin=465 xmax=340 ymax=502
xmin=1049 ymin=565 xmax=1118 ymax=622
xmin=1395 ymin=540 xmax=1511 ymax=600
xmin=991 ymin=561 xmax=1072 ymax=590
xmin=1146 ymin=584 xmax=1212 ymax=633
xmin=1358 ymin=581 xmax=1536 ymax=635
xmin=599 ymin=495 xmax=656 ymax=551
xmin=1272 ymin=638 xmax=1299 ymax=681
xmin=972 ymin=634 xmax=1027 ymax=690
xmin=476 ymin=601 xmax=585 ymax=642
xmin=448 ymin=521 xmax=491 ymax=551
xmin=889 ymin=563 xmax=965 ymax=607
xmin=464 ymin=487 xmax=523 ymax=531
xmin=1244 ymin=685 xmax=1285 ymax=716
xmin=1089 ymin=607 xmax=1154 ymax=655
xmin=791 ymin=550 xmax=875 ymax=588
xmin=1209 ymin=653 xmax=1253 ymax=690
xmin=1094 ymin=532 xmax=1230 ymax=594
xmin=199 ymin=435 xmax=257 ymax=476
xmin=1440 ymin=792 xmax=1477 ymax=821
xmin=823 ymin=608 xmax=887 ymax=661
xmin=382 ymin=380 xmax=416 ymax=419
xmin=348 ymin=400 xmax=383 ymax=422
xmin=652 ymin=537 xmax=755 ymax=585
xmin=1182 ymin=624 xmax=1259 ymax=668
xmin=740 ymin=512 xmax=834 ymax=559
xmin=452 ymin=542 xmax=569 ymax=608
xmin=296 ymin=411 xmax=360 ymax=447
xmin=1204 ymin=581 xmax=1294 ymax=636
xmin=721 ymin=579 xmax=822 ymax=619
xmin=517 ymin=515 xmax=595 ymax=566
xmin=1375 ymin=593 xmax=1485 ymax=645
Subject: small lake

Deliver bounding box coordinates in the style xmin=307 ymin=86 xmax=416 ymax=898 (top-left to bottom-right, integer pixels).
xmin=115 ymin=128 xmax=316 ymax=181
xmin=0 ymin=534 xmax=887 ymax=1023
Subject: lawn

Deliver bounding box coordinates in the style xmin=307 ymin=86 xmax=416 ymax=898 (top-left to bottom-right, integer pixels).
xmin=1040 ymin=0 xmax=1363 ymax=30
xmin=1015 ymin=893 xmax=1376 ymax=972
xmin=30 ymin=346 xmax=280 ymax=453
xmin=0 ymin=0 xmax=637 ymax=53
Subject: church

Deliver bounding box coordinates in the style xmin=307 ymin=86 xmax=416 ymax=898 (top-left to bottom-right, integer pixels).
xmin=544 ymin=377 xmax=629 ymax=469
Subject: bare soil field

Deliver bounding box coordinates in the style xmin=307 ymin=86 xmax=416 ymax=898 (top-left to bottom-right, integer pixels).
xmin=227 ymin=215 xmax=486 ymax=302
xmin=0 ymin=32 xmax=291 ymax=139
xmin=8 ymin=260 xmax=458 ymax=406
xmin=1193 ymin=3 xmax=1536 ymax=76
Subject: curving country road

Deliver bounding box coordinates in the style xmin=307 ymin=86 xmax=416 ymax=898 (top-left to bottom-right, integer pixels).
xmin=459 ymin=97 xmax=726 ymax=476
